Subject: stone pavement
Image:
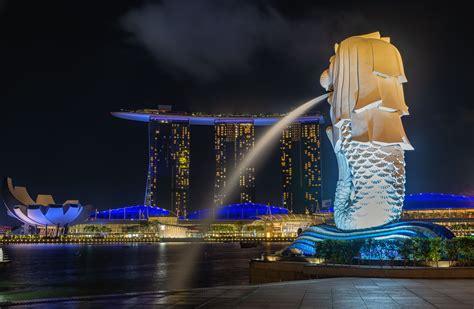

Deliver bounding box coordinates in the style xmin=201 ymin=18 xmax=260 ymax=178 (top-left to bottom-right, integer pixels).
xmin=5 ymin=278 xmax=474 ymax=308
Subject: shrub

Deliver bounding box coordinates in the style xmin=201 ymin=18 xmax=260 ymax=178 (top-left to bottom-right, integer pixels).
xmin=444 ymin=238 xmax=458 ymax=266
xmin=347 ymin=239 xmax=364 ymax=265
xmin=456 ymin=237 xmax=474 ymax=266
xmin=386 ymin=239 xmax=402 ymax=266
xmin=399 ymin=238 xmax=414 ymax=266
xmin=429 ymin=238 xmax=442 ymax=267
xmin=313 ymin=237 xmax=473 ymax=266
xmin=316 ymin=240 xmax=331 ymax=265
xmin=414 ymin=238 xmax=431 ymax=265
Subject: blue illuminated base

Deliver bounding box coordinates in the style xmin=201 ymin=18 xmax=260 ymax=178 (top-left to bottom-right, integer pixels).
xmin=286 ymin=221 xmax=455 ymax=256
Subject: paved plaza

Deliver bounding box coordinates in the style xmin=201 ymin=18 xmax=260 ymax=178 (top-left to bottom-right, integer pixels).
xmin=4 ymin=278 xmax=474 ymax=308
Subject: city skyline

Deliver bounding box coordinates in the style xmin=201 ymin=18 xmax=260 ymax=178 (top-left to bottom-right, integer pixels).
xmin=1 ymin=2 xmax=474 ymax=306
xmin=1 ymin=1 xmax=473 ymax=225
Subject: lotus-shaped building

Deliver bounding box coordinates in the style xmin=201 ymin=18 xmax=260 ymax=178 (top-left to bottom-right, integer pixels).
xmin=1 ymin=177 xmax=93 ymax=233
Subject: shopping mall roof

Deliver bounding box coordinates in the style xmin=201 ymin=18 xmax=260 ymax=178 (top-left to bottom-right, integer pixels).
xmin=256 ymin=214 xmax=317 ymax=222
xmin=403 ymin=193 xmax=474 ymax=210
xmin=322 ymin=193 xmax=474 ymax=213
xmin=92 ymin=205 xmax=174 ymax=220
xmin=181 ymin=203 xmax=289 ymax=221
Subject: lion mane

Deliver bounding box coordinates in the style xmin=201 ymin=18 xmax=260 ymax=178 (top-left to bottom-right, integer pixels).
xmin=321 ymin=32 xmax=413 ymax=152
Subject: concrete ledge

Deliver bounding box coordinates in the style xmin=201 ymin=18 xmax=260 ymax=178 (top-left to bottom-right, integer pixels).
xmin=249 ymin=260 xmax=474 ymax=284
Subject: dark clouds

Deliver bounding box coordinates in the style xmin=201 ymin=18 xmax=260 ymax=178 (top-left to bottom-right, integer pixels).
xmin=121 ymin=1 xmax=281 ymax=80
xmin=121 ymin=0 xmax=368 ymax=81
xmin=0 ymin=0 xmax=7 ymax=11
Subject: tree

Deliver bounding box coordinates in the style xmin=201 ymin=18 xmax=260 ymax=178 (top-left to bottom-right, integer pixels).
xmin=456 ymin=237 xmax=474 ymax=266
xmin=326 ymin=240 xmax=339 ymax=264
xmin=444 ymin=238 xmax=458 ymax=266
xmin=316 ymin=240 xmax=330 ymax=265
xmin=414 ymin=238 xmax=430 ymax=265
xmin=139 ymin=220 xmax=155 ymax=232
xmin=333 ymin=241 xmax=344 ymax=264
xmin=399 ymin=238 xmax=413 ymax=267
xmin=84 ymin=225 xmax=111 ymax=234
xmin=234 ymin=221 xmax=246 ymax=233
xmin=98 ymin=226 xmax=112 ymax=233
xmin=346 ymin=239 xmax=364 ymax=266
xmin=326 ymin=240 xmax=337 ymax=264
xmin=84 ymin=225 xmax=98 ymax=233
xmin=429 ymin=238 xmax=442 ymax=267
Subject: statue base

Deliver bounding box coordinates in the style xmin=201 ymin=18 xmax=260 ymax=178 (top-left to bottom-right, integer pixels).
xmin=286 ymin=221 xmax=455 ymax=256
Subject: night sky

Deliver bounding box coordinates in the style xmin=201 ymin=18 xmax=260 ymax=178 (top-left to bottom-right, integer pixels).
xmin=1 ymin=1 xmax=472 ymax=224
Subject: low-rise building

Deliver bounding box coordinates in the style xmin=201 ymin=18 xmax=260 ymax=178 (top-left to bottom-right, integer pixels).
xmin=70 ymin=205 xmax=192 ymax=238
xmin=315 ymin=193 xmax=474 ymax=236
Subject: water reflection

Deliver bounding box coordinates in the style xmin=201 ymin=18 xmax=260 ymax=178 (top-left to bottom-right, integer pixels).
xmin=0 ymin=242 xmax=287 ymax=302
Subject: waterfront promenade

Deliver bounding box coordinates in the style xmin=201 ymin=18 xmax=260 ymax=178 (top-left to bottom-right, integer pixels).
xmin=2 ymin=278 xmax=473 ymax=308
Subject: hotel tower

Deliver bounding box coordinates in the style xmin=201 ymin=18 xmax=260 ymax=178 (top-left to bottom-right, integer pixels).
xmin=214 ymin=121 xmax=256 ymax=207
xmin=144 ymin=117 xmax=190 ymax=217
xmin=113 ymin=108 xmax=322 ymax=215
xmin=280 ymin=121 xmax=322 ymax=212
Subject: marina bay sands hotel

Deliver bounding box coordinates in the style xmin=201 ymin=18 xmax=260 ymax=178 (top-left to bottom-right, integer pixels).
xmin=112 ymin=106 xmax=323 ymax=217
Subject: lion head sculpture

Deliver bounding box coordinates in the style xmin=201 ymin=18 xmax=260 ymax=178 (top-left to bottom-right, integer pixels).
xmin=320 ymin=32 xmax=413 ymax=152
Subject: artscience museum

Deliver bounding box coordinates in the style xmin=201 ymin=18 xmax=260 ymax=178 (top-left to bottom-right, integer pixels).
xmin=1 ymin=177 xmax=93 ymax=235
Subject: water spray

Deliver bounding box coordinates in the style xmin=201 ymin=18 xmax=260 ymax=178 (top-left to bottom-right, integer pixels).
xmin=168 ymin=93 xmax=330 ymax=290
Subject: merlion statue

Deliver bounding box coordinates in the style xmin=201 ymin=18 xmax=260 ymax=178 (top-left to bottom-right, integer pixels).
xmin=282 ymin=32 xmax=454 ymax=257
xmin=320 ymin=32 xmax=413 ymax=230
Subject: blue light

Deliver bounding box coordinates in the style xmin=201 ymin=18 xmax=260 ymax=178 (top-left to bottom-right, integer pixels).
xmin=112 ymin=112 xmax=323 ymax=126
xmin=92 ymin=205 xmax=173 ymax=220
xmin=287 ymin=221 xmax=455 ymax=256
xmin=404 ymin=193 xmax=474 ymax=210
xmin=323 ymin=193 xmax=474 ymax=213
xmin=181 ymin=202 xmax=289 ymax=220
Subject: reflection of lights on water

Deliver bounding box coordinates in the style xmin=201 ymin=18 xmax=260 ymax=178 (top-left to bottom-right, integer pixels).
xmin=170 ymin=93 xmax=329 ymax=290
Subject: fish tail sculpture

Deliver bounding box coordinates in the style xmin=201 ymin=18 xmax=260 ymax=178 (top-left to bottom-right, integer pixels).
xmin=331 ymin=120 xmax=406 ymax=230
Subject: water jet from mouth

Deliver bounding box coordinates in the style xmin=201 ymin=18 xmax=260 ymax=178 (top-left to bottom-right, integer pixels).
xmin=167 ymin=93 xmax=329 ymax=290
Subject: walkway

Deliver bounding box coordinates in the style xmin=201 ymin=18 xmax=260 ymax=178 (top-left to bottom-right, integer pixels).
xmin=3 ymin=278 xmax=474 ymax=308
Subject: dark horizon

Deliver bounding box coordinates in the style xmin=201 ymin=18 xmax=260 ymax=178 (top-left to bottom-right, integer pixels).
xmin=1 ymin=1 xmax=473 ymax=225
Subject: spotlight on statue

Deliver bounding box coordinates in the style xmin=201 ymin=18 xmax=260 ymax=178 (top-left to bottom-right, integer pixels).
xmin=285 ymin=32 xmax=454 ymax=256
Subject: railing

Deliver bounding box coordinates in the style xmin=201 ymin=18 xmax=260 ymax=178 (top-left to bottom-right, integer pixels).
xmin=0 ymin=235 xmax=295 ymax=244
xmin=205 ymin=236 xmax=295 ymax=242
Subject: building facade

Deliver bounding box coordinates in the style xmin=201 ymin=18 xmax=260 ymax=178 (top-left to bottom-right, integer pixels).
xmin=214 ymin=121 xmax=255 ymax=207
xmin=114 ymin=109 xmax=323 ymax=215
xmin=402 ymin=193 xmax=474 ymax=236
xmin=145 ymin=117 xmax=190 ymax=216
xmin=314 ymin=193 xmax=474 ymax=237
xmin=280 ymin=120 xmax=322 ymax=212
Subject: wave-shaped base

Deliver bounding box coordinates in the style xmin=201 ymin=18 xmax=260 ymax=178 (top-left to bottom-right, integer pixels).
xmin=286 ymin=221 xmax=455 ymax=256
